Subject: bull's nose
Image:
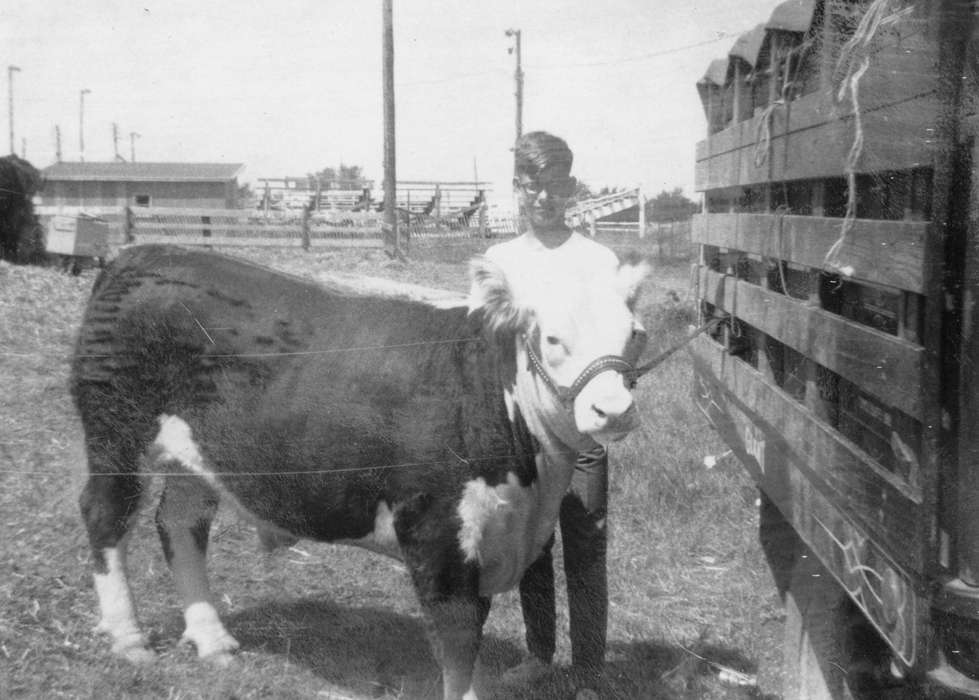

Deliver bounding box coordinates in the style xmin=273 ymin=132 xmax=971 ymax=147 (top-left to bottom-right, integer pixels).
xmin=590 ymin=391 xmax=634 ymax=422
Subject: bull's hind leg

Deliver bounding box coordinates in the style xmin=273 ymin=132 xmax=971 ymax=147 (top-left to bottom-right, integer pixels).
xmin=155 ymin=472 xmax=240 ymax=664
xmin=79 ymin=464 xmax=154 ymax=663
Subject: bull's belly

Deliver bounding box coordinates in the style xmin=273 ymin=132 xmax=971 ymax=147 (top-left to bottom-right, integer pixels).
xmin=149 ymin=414 xmax=396 ymax=548
xmin=150 ymin=413 xmax=555 ymax=594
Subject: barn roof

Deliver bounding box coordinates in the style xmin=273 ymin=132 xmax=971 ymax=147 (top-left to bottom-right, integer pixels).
xmin=728 ymin=24 xmax=768 ymax=67
xmin=766 ymin=0 xmax=817 ymax=33
xmin=42 ymin=162 xmax=245 ymax=182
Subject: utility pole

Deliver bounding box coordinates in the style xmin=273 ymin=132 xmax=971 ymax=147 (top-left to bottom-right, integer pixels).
xmin=54 ymin=125 xmax=62 ymax=162
xmin=130 ymin=132 xmax=140 ymax=162
xmin=79 ymin=88 xmax=90 ymax=162
xmin=382 ymin=0 xmax=400 ymax=258
xmin=505 ymin=29 xmax=523 ymax=142
xmin=8 ymin=65 xmax=20 ymax=155
xmin=113 ymin=122 xmax=123 ymax=161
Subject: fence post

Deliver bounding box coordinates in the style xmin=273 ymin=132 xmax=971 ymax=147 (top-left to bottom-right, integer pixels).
xmin=589 ymin=210 xmax=597 ymax=237
xmin=477 ymin=190 xmax=487 ymax=237
xmin=638 ymin=187 xmax=646 ymax=239
xmin=124 ymin=206 xmax=134 ymax=243
xmin=301 ymin=204 xmax=311 ymax=251
xmin=434 ymin=184 xmax=442 ymax=231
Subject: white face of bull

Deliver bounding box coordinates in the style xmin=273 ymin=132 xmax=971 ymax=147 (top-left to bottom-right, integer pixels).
xmin=469 ymin=256 xmax=649 ymax=449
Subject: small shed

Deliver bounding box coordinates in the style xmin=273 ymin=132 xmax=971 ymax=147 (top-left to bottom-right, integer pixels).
xmin=38 ymin=162 xmax=245 ymax=210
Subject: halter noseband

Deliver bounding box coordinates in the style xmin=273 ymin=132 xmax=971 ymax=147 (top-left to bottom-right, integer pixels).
xmin=521 ymin=333 xmax=637 ymax=407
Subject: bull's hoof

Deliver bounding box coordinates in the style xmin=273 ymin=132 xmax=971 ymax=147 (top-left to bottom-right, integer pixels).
xmin=180 ymin=629 xmax=241 ymax=660
xmin=202 ymin=649 xmax=239 ymax=668
xmin=106 ymin=637 xmax=155 ymax=664
xmin=118 ymin=645 xmax=157 ymax=664
xmin=96 ymin=625 xmax=155 ymax=664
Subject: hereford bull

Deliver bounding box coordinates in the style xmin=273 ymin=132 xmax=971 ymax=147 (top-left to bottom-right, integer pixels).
xmin=71 ymin=244 xmax=648 ymax=699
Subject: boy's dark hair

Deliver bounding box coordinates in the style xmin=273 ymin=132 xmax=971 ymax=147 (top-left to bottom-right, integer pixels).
xmin=514 ymin=131 xmax=573 ymax=178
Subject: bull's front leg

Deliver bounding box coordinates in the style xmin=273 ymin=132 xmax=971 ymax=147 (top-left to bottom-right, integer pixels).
xmin=419 ymin=592 xmax=490 ymax=700
xmin=396 ymin=504 xmax=490 ymax=700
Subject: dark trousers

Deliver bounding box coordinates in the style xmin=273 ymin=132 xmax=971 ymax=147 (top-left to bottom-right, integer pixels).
xmin=518 ymin=447 xmax=608 ymax=673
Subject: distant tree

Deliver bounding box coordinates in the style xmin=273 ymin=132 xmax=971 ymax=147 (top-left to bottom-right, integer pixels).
xmin=236 ymin=182 xmax=254 ymax=208
xmin=596 ymin=185 xmax=624 ymax=197
xmin=312 ymin=163 xmax=369 ymax=189
xmin=570 ymin=180 xmax=594 ymax=206
xmin=647 ymin=187 xmax=699 ymax=222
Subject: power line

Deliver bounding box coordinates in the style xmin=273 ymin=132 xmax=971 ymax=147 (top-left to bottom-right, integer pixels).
xmin=529 ymin=33 xmax=740 ymax=70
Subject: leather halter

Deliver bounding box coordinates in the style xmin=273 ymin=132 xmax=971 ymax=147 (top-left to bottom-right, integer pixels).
xmin=521 ymin=317 xmax=722 ymax=406
xmin=522 ymin=333 xmax=637 ymax=407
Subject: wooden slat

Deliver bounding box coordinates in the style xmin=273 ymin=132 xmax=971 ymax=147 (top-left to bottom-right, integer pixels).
xmin=692 ymin=213 xmax=927 ymax=293
xmin=132 ymin=235 xmax=384 ymax=248
xmin=691 ymin=336 xmax=922 ymax=662
xmin=36 ymin=205 xmax=126 ymax=216
xmin=698 ymin=266 xmax=923 ymax=418
xmin=137 ymin=206 xmax=258 ymax=218
xmin=695 ymin=87 xmax=941 ymax=191
xmin=132 ymin=222 xmax=384 ymax=234
xmin=690 ymin=334 xmax=923 ymax=572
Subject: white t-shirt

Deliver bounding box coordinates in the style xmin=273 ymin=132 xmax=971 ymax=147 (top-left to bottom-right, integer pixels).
xmin=478 ymin=231 xmax=620 ymax=298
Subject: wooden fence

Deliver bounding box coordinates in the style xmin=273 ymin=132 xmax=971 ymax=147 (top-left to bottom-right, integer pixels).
xmin=37 ymin=205 xmax=500 ymax=250
xmin=586 ymin=220 xmax=693 ymax=259
xmin=36 ymin=204 xmax=693 ymax=258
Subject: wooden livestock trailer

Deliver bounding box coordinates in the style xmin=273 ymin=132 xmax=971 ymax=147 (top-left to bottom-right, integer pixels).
xmin=692 ymin=1 xmax=979 ymax=697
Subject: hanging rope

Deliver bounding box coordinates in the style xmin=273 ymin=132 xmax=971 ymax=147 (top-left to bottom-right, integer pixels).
xmin=823 ymin=0 xmax=915 ymax=276
xmin=753 ymin=37 xmax=814 ymax=170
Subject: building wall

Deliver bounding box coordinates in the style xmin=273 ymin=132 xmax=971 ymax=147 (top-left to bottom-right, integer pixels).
xmin=40 ymin=180 xmax=235 ymax=208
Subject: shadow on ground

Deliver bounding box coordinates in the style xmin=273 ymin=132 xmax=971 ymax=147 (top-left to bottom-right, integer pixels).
xmin=224 ymin=598 xmax=778 ymax=699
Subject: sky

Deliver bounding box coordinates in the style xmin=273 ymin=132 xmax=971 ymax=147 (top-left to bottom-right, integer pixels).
xmin=1 ymin=0 xmax=784 ymax=210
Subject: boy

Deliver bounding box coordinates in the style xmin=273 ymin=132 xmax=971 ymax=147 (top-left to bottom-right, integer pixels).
xmin=483 ymin=131 xmax=645 ymax=694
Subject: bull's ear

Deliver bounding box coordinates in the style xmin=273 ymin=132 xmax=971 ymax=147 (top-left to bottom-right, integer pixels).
xmin=616 ymin=257 xmax=651 ymax=309
xmin=468 ymin=256 xmax=529 ymax=335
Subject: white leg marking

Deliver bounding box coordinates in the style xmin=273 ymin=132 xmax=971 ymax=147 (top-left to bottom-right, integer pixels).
xmin=462 ymin=687 xmax=479 ymax=700
xmin=182 ymin=601 xmax=240 ymax=662
xmin=93 ymin=545 xmax=155 ymax=663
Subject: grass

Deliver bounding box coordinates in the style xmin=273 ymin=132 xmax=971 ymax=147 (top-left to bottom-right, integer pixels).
xmin=0 ymin=240 xmax=783 ymax=699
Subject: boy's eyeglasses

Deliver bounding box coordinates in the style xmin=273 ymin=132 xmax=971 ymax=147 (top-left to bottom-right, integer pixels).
xmin=514 ymin=177 xmax=575 ymax=198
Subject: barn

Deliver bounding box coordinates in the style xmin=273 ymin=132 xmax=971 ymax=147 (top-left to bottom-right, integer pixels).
xmin=38 ymin=162 xmax=245 ymax=210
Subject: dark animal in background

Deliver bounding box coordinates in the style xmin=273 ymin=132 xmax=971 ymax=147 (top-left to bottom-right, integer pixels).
xmin=71 ymin=244 xmax=648 ymax=700
xmin=0 ymin=154 xmax=45 ymax=265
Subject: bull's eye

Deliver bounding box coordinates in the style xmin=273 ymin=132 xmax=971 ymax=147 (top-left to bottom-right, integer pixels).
xmin=545 ymin=335 xmax=561 ymax=346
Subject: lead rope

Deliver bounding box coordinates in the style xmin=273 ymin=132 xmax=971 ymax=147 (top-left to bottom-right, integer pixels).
xmin=625 ymin=317 xmax=723 ymax=386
